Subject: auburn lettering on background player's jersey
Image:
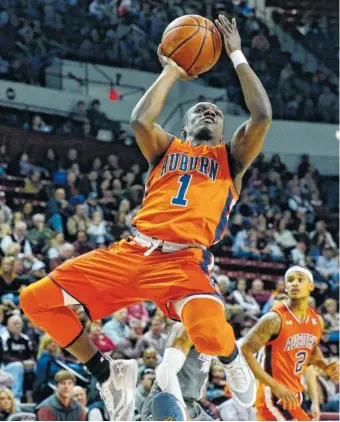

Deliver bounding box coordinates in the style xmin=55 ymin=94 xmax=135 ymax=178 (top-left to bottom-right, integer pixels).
xmin=132 ymin=137 xmax=238 ymax=246
xmin=256 ymin=302 xmax=322 ymax=408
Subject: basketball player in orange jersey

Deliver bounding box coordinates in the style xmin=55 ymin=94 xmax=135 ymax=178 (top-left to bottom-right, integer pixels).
xmin=242 ymin=265 xmax=340 ymax=421
xmin=20 ymin=15 xmax=272 ymax=420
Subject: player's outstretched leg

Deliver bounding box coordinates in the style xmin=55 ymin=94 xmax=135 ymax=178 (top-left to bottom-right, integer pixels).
xmin=181 ymin=297 xmax=256 ymax=408
xmin=20 ymin=277 xmax=137 ymax=420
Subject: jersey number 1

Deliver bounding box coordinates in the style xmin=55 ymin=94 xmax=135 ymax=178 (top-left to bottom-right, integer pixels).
xmin=171 ymin=174 xmax=192 ymax=207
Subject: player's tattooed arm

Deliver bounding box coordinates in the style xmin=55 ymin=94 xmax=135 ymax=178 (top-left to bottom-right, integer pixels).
xmin=166 ymin=322 xmax=193 ymax=356
xmin=242 ymin=311 xmax=281 ymax=353
xmin=241 ymin=312 xmax=281 ymax=389
xmin=242 ymin=312 xmax=300 ymax=410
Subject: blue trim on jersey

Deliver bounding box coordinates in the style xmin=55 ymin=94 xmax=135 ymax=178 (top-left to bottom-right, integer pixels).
xmin=213 ymin=188 xmax=233 ymax=243
xmin=200 ymin=250 xmax=211 ymax=276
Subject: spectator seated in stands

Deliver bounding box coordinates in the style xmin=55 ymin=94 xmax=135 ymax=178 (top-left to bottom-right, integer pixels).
xmin=87 ymin=212 xmax=112 ymax=246
xmin=323 ymin=299 xmax=339 ymax=345
xmin=316 ymin=245 xmax=339 ymax=293
xmin=137 ymin=348 xmax=157 ymax=378
xmin=36 ymin=370 xmax=86 ymax=421
xmin=73 ymin=231 xmax=95 ymax=256
xmin=83 ymin=193 xmax=103 ymax=219
xmin=228 ymin=278 xmax=260 ymax=327
xmin=0 ymin=192 xmax=12 ymax=225
xmin=232 ymin=228 xmax=261 ymax=260
xmin=116 ymin=318 xmax=145 ymax=359
xmin=67 ymin=204 xmax=91 ymax=240
xmin=47 ymin=188 xmax=71 ymax=233
xmin=0 ymin=388 xmax=21 ymax=421
xmin=134 ymin=368 xmax=155 ymax=421
xmin=102 ymin=309 xmax=130 ymax=346
xmin=205 ymin=361 xmax=229 ymax=411
xmin=291 ymin=241 xmax=307 ymax=266
xmin=27 ymin=214 xmax=54 ymax=255
xmin=126 ymin=302 xmax=150 ymax=326
xmin=0 ymin=257 xmax=30 ymax=301
xmin=261 ymin=278 xmax=286 ymax=315
xmin=73 ymin=385 xmax=107 ymax=421
xmin=310 ymin=220 xmax=337 ymax=257
xmin=1 ymin=315 xmax=35 ymax=401
xmin=250 ymin=279 xmax=270 ymax=310
xmin=86 ymin=321 xmax=116 ymax=355
xmin=135 ymin=316 xmax=167 ymax=358
xmin=1 ymin=221 xmax=33 ymax=261
xmin=0 ymin=305 xmax=7 ymax=337
xmin=32 ymin=116 xmax=52 ymax=134
xmin=34 ymin=334 xmax=85 ymax=404
xmin=48 ymin=243 xmax=75 ymax=271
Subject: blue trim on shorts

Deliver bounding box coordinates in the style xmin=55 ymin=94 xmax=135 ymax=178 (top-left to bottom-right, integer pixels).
xmin=200 ymin=250 xmax=212 ymax=276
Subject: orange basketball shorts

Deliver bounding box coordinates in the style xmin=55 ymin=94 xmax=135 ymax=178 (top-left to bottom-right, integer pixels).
xmin=256 ymin=386 xmax=311 ymax=421
xmin=48 ymin=238 xmax=221 ymax=321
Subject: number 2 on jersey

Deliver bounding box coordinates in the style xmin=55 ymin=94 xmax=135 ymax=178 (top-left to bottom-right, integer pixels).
xmin=294 ymin=350 xmax=307 ymax=374
xmin=171 ymin=174 xmax=192 ymax=207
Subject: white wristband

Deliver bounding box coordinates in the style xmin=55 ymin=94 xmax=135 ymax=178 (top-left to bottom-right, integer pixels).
xmin=229 ymin=50 xmax=248 ymax=69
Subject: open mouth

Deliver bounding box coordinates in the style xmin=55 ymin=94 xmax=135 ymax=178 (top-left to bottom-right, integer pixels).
xmin=202 ymin=116 xmax=215 ymax=123
xmin=291 ymin=289 xmax=300 ymax=293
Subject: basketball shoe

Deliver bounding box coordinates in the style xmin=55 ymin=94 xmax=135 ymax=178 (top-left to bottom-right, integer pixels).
xmin=97 ymin=358 xmax=138 ymax=420
xmin=223 ymin=346 xmax=256 ymax=408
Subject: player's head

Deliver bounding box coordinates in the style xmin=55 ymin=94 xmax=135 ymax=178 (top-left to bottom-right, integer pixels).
xmin=284 ymin=266 xmax=314 ymax=301
xmin=181 ymin=102 xmax=224 ymax=145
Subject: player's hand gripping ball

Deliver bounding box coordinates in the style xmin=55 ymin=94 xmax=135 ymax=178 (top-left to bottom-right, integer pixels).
xmin=160 ymin=15 xmax=222 ymax=77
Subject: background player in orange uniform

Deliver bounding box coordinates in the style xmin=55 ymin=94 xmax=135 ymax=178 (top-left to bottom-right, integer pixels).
xmin=20 ymin=16 xmax=272 ymax=420
xmin=242 ymin=266 xmax=340 ymax=421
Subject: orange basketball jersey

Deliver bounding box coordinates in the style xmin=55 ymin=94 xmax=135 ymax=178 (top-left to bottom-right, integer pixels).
xmin=132 ymin=137 xmax=238 ymax=246
xmin=259 ymin=303 xmax=322 ymax=397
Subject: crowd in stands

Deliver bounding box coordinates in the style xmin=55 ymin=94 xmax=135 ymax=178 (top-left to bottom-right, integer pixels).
xmin=0 ymin=99 xmax=130 ymax=147
xmin=0 ymin=134 xmax=338 ymax=419
xmin=0 ymin=0 xmax=338 ymax=123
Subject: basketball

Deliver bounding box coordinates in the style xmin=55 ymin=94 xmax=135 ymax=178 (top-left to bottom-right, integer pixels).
xmin=160 ymin=15 xmax=222 ymax=76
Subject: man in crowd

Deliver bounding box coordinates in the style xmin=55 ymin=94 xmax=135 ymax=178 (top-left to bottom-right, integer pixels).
xmin=36 ymin=370 xmax=86 ymax=421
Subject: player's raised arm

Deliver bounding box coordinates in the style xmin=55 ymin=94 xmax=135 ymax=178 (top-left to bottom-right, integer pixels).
xmin=241 ymin=312 xmax=299 ymax=411
xmin=215 ymin=16 xmax=272 ymax=191
xmin=130 ymin=48 xmax=195 ymax=165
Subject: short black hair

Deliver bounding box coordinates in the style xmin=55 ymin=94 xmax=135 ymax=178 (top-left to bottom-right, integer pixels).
xmin=140 ymin=368 xmax=155 ymax=380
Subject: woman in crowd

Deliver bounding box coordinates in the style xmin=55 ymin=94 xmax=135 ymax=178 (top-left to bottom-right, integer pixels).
xmin=0 ymin=388 xmax=20 ymax=421
xmin=86 ymin=321 xmax=116 ymax=355
xmin=34 ymin=334 xmax=85 ymax=403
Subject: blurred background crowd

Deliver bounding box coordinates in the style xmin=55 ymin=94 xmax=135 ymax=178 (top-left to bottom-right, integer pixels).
xmin=0 ymin=142 xmax=338 ymax=420
xmin=0 ymin=0 xmax=338 ymax=421
xmin=0 ymin=0 xmax=338 ymax=124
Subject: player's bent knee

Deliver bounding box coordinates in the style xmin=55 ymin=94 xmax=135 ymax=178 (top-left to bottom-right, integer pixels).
xmin=188 ymin=323 xmax=227 ymax=355
xmin=20 ymin=284 xmax=38 ymax=317
xmin=20 ymin=276 xmax=62 ymax=317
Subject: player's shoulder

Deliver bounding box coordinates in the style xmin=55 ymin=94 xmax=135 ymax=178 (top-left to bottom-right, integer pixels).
xmin=258 ymin=310 xmax=282 ymax=334
xmin=308 ymin=307 xmax=324 ymax=329
xmin=270 ymin=302 xmax=287 ymax=317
